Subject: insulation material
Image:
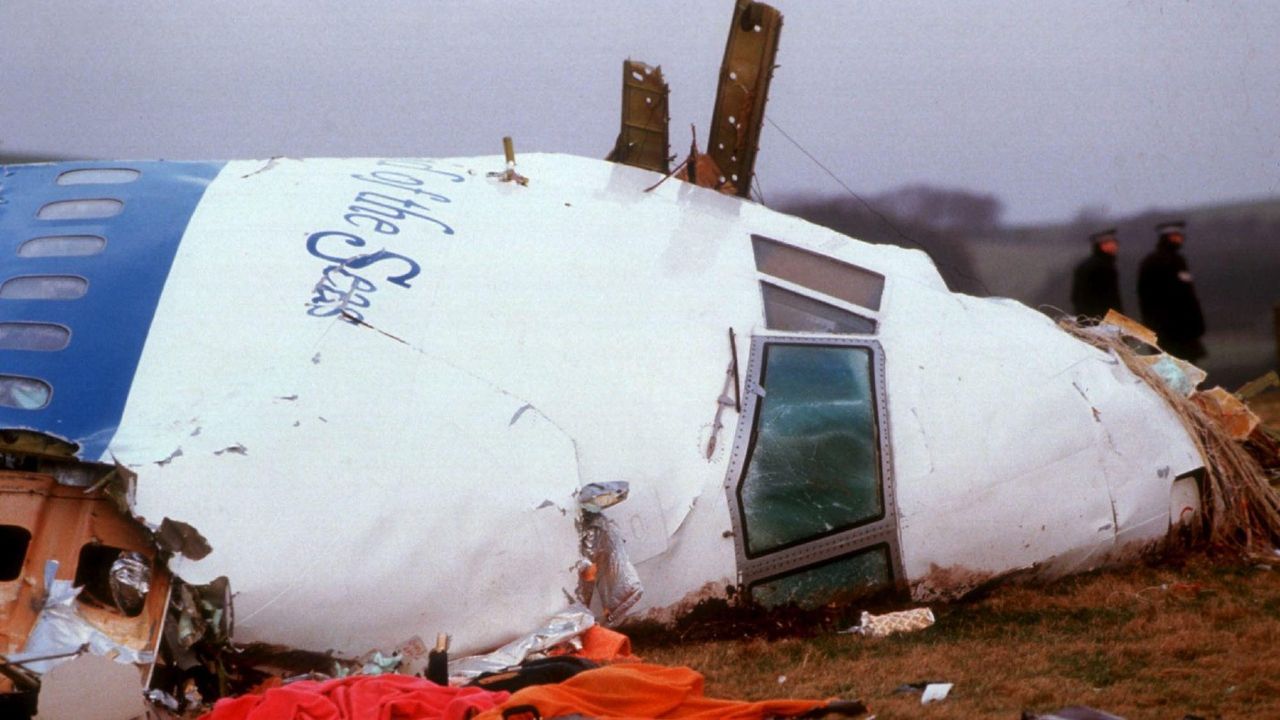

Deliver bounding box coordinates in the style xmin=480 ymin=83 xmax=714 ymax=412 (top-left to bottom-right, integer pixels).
xmin=107 ymin=551 xmax=151 ymax=617
xmin=579 ymin=512 xmax=643 ymax=624
xmin=14 ymin=562 xmax=154 ymax=675
xmin=448 ymin=605 xmax=594 ymax=683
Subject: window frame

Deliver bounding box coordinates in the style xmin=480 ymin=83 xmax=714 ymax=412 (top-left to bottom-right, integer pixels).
xmin=759 ymin=279 xmax=879 ymax=335
xmin=747 ymin=542 xmax=894 ymax=610
xmin=722 ymin=334 xmax=903 ymax=588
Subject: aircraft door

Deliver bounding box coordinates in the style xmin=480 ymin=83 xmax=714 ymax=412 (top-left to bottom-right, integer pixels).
xmin=723 ymin=335 xmax=903 ymax=608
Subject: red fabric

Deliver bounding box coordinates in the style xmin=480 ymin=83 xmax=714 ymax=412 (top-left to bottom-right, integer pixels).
xmin=473 ymin=663 xmax=827 ymax=720
xmin=199 ymin=674 xmax=508 ymax=720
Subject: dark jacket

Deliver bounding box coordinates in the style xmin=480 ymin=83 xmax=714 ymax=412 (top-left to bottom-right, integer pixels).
xmin=1071 ymin=248 xmax=1123 ymax=320
xmin=1138 ymin=239 xmax=1206 ymax=359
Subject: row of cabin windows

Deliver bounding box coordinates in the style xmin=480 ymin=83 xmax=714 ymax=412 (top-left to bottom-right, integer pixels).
xmin=0 ymin=168 xmax=138 ymax=410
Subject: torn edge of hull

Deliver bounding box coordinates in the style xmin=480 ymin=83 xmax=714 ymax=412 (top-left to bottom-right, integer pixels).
xmin=9 ymin=561 xmax=155 ymax=675
xmin=574 ymin=482 xmax=643 ymax=625
xmin=1060 ymin=315 xmax=1280 ymax=555
xmin=0 ymin=428 xmax=230 ymax=716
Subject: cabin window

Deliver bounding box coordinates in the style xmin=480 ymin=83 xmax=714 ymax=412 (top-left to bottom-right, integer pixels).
xmin=18 ymin=235 xmax=106 ymax=258
xmin=0 ymin=375 xmax=52 ymax=410
xmin=0 ymin=322 xmax=71 ymax=351
xmin=74 ymin=544 xmax=150 ymax=617
xmin=0 ymin=525 xmax=32 ymax=581
xmin=55 ymin=168 xmax=140 ymax=185
xmin=36 ymin=198 xmax=124 ymax=221
xmin=0 ymin=275 xmax=89 ymax=300
xmin=751 ymin=234 xmax=884 ymax=311
xmin=760 ymin=282 xmax=876 ymax=334
xmin=750 ymin=545 xmax=891 ymax=609
xmin=737 ymin=344 xmax=882 ymax=557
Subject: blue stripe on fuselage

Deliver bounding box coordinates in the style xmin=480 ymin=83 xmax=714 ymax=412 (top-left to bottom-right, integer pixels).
xmin=0 ymin=161 xmax=225 ymax=460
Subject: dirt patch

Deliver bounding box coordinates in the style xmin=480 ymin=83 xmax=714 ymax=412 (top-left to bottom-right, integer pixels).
xmin=910 ymin=563 xmax=1003 ymax=603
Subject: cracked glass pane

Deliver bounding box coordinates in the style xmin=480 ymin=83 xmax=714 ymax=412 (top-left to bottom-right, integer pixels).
xmin=761 ymin=282 xmax=876 ymax=334
xmin=739 ymin=344 xmax=881 ymax=556
xmin=751 ymin=545 xmax=891 ymax=609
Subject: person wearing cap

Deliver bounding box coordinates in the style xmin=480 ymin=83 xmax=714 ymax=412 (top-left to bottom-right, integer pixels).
xmin=1138 ymin=221 xmax=1206 ymax=362
xmin=1071 ymin=228 xmax=1123 ymax=321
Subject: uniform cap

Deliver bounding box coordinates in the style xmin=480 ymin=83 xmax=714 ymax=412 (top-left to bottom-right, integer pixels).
xmin=1155 ymin=220 xmax=1186 ymax=237
xmin=1089 ymin=228 xmax=1118 ymax=243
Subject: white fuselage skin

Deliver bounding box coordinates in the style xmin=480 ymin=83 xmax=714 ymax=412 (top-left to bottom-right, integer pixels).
xmin=108 ymin=155 xmax=1201 ymax=657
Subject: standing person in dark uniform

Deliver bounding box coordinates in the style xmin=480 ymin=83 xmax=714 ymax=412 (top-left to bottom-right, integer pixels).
xmin=1138 ymin=220 xmax=1206 ymax=362
xmin=1071 ymin=228 xmax=1123 ymax=321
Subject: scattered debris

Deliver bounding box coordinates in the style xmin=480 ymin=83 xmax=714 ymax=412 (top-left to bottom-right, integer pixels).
xmin=577 ymin=502 xmax=643 ymax=623
xmin=469 ymin=656 xmax=598 ymax=693
xmin=1062 ymin=313 xmax=1280 ymax=555
xmin=487 ymin=136 xmax=529 ymax=186
xmin=425 ymin=633 xmax=449 ymax=686
xmin=155 ymin=447 xmax=183 ymax=467
xmin=841 ymin=607 xmax=935 ymax=638
xmin=705 ymin=0 xmax=782 ymax=199
xmin=919 ymin=682 xmax=952 ymax=704
xmin=607 ymin=60 xmax=671 ymax=174
xmin=449 ymin=605 xmax=595 ymax=683
xmin=576 ymin=481 xmax=630 ymax=513
xmin=1193 ymin=386 xmax=1260 ymax=440
xmin=154 ymin=518 xmax=212 ymax=560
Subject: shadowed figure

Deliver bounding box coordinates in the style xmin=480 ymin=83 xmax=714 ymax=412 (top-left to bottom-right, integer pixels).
xmin=1071 ymin=228 xmax=1123 ymax=321
xmin=1138 ymin=220 xmax=1206 ymax=362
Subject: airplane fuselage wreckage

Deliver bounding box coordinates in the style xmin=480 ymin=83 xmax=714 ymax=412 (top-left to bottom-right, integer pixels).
xmin=0 ymin=152 xmax=1214 ymax=705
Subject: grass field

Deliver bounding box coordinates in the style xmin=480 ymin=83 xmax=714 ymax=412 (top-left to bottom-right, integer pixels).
xmin=635 ymin=553 xmax=1280 ymax=718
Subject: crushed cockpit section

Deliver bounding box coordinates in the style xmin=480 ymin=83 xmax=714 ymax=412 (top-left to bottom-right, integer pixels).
xmin=0 ymin=437 xmax=171 ymax=717
xmin=0 ymin=430 xmax=236 ymax=718
xmin=1061 ymin=312 xmax=1280 ymax=556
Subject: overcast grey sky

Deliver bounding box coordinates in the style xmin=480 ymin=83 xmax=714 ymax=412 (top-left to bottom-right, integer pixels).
xmin=2 ymin=1 xmax=1277 ymax=224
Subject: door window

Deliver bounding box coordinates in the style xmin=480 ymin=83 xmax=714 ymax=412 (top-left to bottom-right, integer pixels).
xmin=750 ymin=545 xmax=891 ymax=609
xmin=737 ymin=344 xmax=883 ymax=557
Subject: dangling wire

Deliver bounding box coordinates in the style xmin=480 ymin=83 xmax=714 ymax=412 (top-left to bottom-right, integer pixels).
xmin=764 ymin=115 xmax=992 ymax=295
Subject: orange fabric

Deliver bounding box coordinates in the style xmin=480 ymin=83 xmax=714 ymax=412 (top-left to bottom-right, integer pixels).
xmin=575 ymin=626 xmax=638 ymax=663
xmin=473 ymin=663 xmax=826 ymax=720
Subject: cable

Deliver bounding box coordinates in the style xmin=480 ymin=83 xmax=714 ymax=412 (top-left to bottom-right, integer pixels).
xmin=764 ymin=115 xmax=992 ymax=295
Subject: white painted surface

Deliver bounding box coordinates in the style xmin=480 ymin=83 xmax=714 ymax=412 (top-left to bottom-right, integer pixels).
xmin=110 ymin=154 xmax=1203 ymax=655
